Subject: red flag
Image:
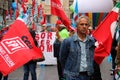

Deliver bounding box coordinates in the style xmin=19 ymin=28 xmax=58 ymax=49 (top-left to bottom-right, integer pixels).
xmin=0 ymin=19 xmax=43 ymax=76
xmin=32 ymin=22 xmax=36 ymax=30
xmin=31 ymin=0 xmax=36 ymax=16
xmin=22 ymin=0 xmax=28 ymax=3
xmin=32 ymin=8 xmax=34 ymax=16
xmin=51 ymin=0 xmax=72 ymax=30
xmin=38 ymin=4 xmax=42 ymax=17
xmin=40 ymin=14 xmax=46 ymax=25
xmin=92 ymin=3 xmax=120 ymax=64
xmin=32 ymin=0 xmax=36 ymax=9
xmin=16 ymin=9 xmax=19 ymax=19
xmin=21 ymin=3 xmax=27 ymax=14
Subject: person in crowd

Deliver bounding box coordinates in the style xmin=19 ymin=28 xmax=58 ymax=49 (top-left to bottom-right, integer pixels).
xmin=40 ymin=24 xmax=48 ymax=32
xmin=55 ymin=20 xmax=69 ymax=41
xmin=0 ymin=73 xmax=8 ymax=80
xmin=0 ymin=27 xmax=9 ymax=80
xmin=114 ymin=24 xmax=120 ymax=80
xmin=23 ymin=28 xmax=38 ymax=80
xmin=110 ymin=32 xmax=118 ymax=75
xmin=69 ymin=28 xmax=76 ymax=36
xmin=53 ymin=20 xmax=69 ymax=80
xmin=87 ymin=26 xmax=102 ymax=80
xmin=59 ymin=15 xmax=95 ymax=80
xmin=11 ymin=0 xmax=17 ymax=20
xmin=8 ymin=0 xmax=13 ymax=12
xmin=87 ymin=26 xmax=93 ymax=35
xmin=51 ymin=26 xmax=57 ymax=32
xmin=91 ymin=61 xmax=102 ymax=80
xmin=0 ymin=0 xmax=8 ymax=25
xmin=115 ymin=41 xmax=120 ymax=79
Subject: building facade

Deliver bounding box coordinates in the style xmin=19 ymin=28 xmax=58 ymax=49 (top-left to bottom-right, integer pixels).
xmin=41 ymin=0 xmax=70 ymax=24
xmin=26 ymin=0 xmax=72 ymax=25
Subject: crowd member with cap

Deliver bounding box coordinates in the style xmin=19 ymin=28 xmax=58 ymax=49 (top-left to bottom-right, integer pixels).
xmin=55 ymin=20 xmax=69 ymax=41
xmin=53 ymin=20 xmax=69 ymax=80
xmin=23 ymin=28 xmax=38 ymax=80
xmin=88 ymin=26 xmax=102 ymax=80
xmin=69 ymin=26 xmax=76 ymax=37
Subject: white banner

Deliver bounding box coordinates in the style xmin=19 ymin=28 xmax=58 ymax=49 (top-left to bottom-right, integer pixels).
xmin=73 ymin=0 xmax=113 ymax=13
xmin=36 ymin=32 xmax=57 ymax=65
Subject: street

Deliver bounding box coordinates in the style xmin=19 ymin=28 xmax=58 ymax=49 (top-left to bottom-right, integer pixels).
xmin=100 ymin=57 xmax=113 ymax=80
xmin=8 ymin=65 xmax=58 ymax=80
xmin=6 ymin=57 xmax=113 ymax=80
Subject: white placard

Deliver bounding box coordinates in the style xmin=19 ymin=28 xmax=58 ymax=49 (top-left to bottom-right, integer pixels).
xmin=37 ymin=32 xmax=57 ymax=65
xmin=73 ymin=0 xmax=114 ymax=13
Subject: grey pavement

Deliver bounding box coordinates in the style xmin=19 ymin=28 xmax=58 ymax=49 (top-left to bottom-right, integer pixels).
xmin=100 ymin=57 xmax=113 ymax=80
xmin=8 ymin=64 xmax=59 ymax=80
xmin=7 ymin=57 xmax=114 ymax=80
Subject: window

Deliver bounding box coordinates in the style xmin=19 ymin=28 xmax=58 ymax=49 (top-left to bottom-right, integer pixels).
xmin=46 ymin=15 xmax=51 ymax=23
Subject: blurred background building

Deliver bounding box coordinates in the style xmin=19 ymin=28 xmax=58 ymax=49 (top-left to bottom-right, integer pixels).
xmin=26 ymin=0 xmax=72 ymax=25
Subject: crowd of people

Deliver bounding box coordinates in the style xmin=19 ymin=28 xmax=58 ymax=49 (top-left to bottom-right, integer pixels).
xmin=0 ymin=0 xmax=120 ymax=80
xmin=0 ymin=14 xmax=119 ymax=80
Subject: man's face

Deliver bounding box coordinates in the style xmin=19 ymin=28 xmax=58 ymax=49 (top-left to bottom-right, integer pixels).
xmin=42 ymin=26 xmax=47 ymax=30
xmin=56 ymin=24 xmax=61 ymax=30
xmin=77 ymin=18 xmax=89 ymax=34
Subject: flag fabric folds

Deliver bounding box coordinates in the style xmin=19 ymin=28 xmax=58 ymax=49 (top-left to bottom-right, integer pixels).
xmin=92 ymin=2 xmax=120 ymax=64
xmin=74 ymin=0 xmax=79 ymax=14
xmin=40 ymin=14 xmax=46 ymax=25
xmin=51 ymin=0 xmax=72 ymax=30
xmin=0 ymin=19 xmax=43 ymax=76
xmin=72 ymin=0 xmax=79 ymax=28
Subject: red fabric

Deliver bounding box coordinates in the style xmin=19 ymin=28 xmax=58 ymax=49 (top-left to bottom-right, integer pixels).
xmin=32 ymin=0 xmax=36 ymax=9
xmin=0 ymin=20 xmax=43 ymax=76
xmin=56 ymin=20 xmax=62 ymax=25
xmin=32 ymin=22 xmax=36 ymax=30
xmin=21 ymin=3 xmax=26 ymax=14
xmin=40 ymin=14 xmax=46 ymax=25
xmin=32 ymin=9 xmax=34 ymax=16
xmin=92 ymin=10 xmax=118 ymax=64
xmin=6 ymin=10 xmax=8 ymax=15
xmin=16 ymin=9 xmax=19 ymax=19
xmin=51 ymin=0 xmax=72 ymax=30
xmin=38 ymin=4 xmax=42 ymax=17
xmin=22 ymin=0 xmax=28 ymax=3
xmin=32 ymin=0 xmax=36 ymax=16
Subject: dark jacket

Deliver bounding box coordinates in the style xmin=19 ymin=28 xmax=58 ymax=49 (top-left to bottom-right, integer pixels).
xmin=53 ymin=39 xmax=61 ymax=58
xmin=59 ymin=33 xmax=95 ymax=76
xmin=29 ymin=29 xmax=38 ymax=46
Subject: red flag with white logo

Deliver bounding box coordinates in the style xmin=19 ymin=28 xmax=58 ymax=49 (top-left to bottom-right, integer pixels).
xmin=0 ymin=20 xmax=43 ymax=76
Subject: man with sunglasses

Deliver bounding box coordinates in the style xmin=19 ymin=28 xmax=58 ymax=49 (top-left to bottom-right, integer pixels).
xmin=59 ymin=15 xmax=95 ymax=80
